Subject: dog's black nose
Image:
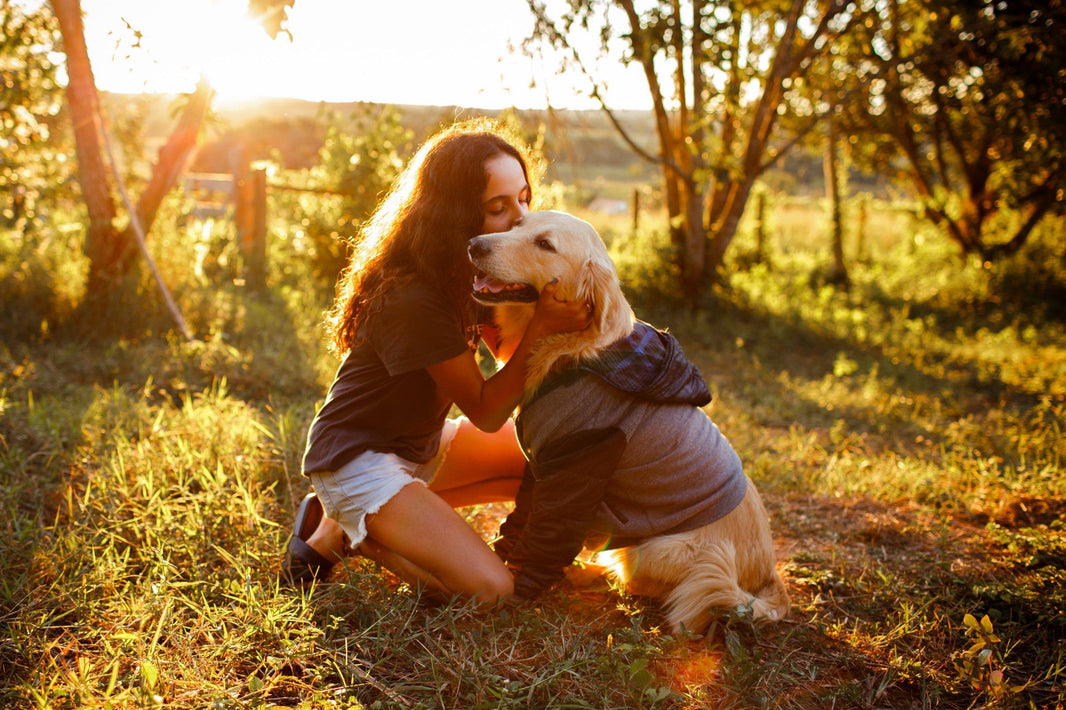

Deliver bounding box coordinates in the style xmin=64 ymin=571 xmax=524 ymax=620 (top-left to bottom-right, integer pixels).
xmin=468 ymin=237 xmax=491 ymax=259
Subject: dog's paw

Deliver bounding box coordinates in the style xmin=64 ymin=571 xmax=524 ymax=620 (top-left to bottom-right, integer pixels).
xmin=563 ymin=562 xmax=608 ymax=588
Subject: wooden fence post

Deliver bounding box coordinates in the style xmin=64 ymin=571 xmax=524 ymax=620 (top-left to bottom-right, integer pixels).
xmin=856 ymin=193 xmax=869 ymax=262
xmin=233 ymin=146 xmax=266 ymax=289
xmin=632 ymin=188 xmax=641 ymax=234
xmin=233 ymin=147 xmax=251 ymax=247
xmin=247 ymin=168 xmax=267 ymax=290
xmin=754 ymin=188 xmax=767 ymax=264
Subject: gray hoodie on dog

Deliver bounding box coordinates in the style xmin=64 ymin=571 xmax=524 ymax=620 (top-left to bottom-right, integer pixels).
xmin=502 ymin=323 xmax=749 ymax=598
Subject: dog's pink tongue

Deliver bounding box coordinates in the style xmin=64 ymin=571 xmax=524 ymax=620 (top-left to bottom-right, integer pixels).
xmin=473 ymin=275 xmax=507 ymax=293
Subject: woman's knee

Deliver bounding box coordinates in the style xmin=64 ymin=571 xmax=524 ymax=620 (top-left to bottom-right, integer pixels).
xmin=439 ymin=552 xmax=513 ymax=603
xmin=466 ymin=564 xmax=513 ymax=604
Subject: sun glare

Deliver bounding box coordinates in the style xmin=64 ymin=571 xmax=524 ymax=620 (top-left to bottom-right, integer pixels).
xmin=85 ymin=0 xmax=321 ymax=102
xmin=83 ymin=0 xmax=652 ymax=110
xmin=188 ymin=1 xmax=291 ymax=102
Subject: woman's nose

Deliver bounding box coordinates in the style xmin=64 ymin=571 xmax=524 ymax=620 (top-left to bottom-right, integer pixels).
xmin=507 ymin=202 xmax=529 ymax=228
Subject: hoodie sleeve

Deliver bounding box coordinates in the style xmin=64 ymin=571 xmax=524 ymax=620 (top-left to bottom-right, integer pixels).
xmin=494 ymin=461 xmax=534 ymax=565
xmin=506 ymin=426 xmax=627 ymax=601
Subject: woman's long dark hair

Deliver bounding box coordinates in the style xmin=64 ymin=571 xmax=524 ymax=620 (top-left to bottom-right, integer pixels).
xmin=326 ymin=119 xmax=537 ymax=354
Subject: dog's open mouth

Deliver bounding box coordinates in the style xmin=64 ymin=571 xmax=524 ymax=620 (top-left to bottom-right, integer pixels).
xmin=472 ymin=273 xmax=539 ymax=304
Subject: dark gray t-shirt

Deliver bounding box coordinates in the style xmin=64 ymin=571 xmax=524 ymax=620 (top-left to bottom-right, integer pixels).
xmin=302 ymin=281 xmax=480 ymax=474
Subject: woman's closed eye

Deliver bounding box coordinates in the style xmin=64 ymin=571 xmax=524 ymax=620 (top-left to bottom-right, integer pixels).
xmin=485 ymin=194 xmax=528 ymax=217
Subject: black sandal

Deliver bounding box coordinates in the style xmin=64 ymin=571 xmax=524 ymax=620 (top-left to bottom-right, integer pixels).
xmin=282 ymin=493 xmax=337 ymax=585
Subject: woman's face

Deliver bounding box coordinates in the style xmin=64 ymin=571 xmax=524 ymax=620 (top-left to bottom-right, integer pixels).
xmin=479 ymin=153 xmax=531 ymax=235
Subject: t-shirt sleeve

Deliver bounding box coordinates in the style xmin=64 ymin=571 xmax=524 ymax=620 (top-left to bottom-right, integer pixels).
xmin=369 ymin=283 xmax=472 ymax=376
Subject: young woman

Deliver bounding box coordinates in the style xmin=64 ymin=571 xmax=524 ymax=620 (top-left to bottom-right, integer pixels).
xmin=283 ymin=119 xmax=589 ymax=604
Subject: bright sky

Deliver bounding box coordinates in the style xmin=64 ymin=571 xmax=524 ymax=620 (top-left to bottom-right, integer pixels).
xmin=80 ymin=0 xmax=651 ymax=110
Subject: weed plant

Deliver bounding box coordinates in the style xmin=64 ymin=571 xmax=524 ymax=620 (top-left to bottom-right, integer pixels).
xmin=1 ymin=197 xmax=1063 ymax=708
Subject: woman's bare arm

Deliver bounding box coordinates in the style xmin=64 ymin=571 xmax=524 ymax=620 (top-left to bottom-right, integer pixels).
xmin=427 ymin=281 xmax=588 ymax=432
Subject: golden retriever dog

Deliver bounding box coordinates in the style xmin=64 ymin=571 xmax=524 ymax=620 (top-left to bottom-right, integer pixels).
xmin=468 ymin=210 xmax=789 ymax=633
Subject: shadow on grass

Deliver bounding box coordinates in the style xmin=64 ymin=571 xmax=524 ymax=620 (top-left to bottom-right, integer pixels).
xmin=0 ymin=343 xmax=96 ymax=692
xmin=649 ymin=291 xmax=1060 ymax=481
xmin=0 ymin=281 xmax=327 ymax=699
xmin=770 ymin=494 xmax=1065 ymax=709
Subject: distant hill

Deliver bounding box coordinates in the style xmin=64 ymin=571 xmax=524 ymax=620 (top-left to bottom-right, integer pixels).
xmin=103 ymin=93 xmax=882 ymax=199
xmin=103 ymin=93 xmax=659 ymax=185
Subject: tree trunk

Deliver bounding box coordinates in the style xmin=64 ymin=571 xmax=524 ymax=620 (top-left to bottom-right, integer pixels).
xmin=618 ymin=0 xmax=693 ymax=291
xmin=52 ymin=0 xmax=212 ymax=315
xmin=855 ymin=193 xmax=868 ymax=262
xmin=51 ymin=0 xmax=124 ymax=291
xmin=118 ymin=76 xmax=213 ymax=273
xmin=681 ymin=179 xmax=707 ymax=302
xmin=703 ymin=2 xmax=803 ymax=281
xmin=705 ymin=178 xmax=754 ymax=277
xmin=681 ymin=0 xmax=708 ymax=304
xmin=824 ymin=90 xmax=848 ymax=285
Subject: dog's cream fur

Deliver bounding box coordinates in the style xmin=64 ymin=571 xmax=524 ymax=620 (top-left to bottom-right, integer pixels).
xmin=469 ymin=211 xmax=635 ymax=394
xmin=469 ymin=211 xmax=789 ymax=632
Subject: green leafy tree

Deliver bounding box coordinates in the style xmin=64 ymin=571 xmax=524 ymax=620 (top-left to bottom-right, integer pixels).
xmin=841 ymin=0 xmax=1066 ymax=259
xmin=299 ymin=104 xmax=411 ymax=277
xmin=1 ymin=0 xmax=67 ymax=229
xmin=525 ymin=0 xmax=871 ymax=301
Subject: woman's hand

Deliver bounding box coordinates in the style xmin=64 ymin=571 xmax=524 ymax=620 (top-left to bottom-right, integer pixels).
xmin=526 ymin=278 xmax=591 ymax=341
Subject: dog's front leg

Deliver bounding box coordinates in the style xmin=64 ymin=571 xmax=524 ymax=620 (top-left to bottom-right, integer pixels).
xmin=563 ymin=560 xmax=610 ymax=587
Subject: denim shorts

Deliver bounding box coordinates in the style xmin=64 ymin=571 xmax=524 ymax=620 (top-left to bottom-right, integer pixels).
xmin=309 ymin=418 xmax=461 ymax=550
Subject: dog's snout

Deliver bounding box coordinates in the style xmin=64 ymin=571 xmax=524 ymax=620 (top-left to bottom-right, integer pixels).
xmin=468 ymin=237 xmax=491 ymax=259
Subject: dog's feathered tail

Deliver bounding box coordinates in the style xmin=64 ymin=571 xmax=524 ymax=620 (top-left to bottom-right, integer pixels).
xmin=660 ymin=539 xmax=789 ymax=633
xmin=601 ymin=482 xmax=790 ymax=634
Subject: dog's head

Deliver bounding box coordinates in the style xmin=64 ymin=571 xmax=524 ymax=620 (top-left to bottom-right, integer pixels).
xmin=467 ymin=210 xmax=631 ymax=339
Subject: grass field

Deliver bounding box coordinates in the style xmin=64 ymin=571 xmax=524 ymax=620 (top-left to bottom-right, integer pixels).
xmin=1 ymin=195 xmax=1063 ymax=708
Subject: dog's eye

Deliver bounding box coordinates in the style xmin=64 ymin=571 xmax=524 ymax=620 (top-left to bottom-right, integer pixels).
xmin=535 ymin=237 xmax=556 ymax=252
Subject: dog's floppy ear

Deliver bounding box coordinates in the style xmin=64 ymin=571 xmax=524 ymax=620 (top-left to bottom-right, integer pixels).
xmin=575 ymin=256 xmax=622 ymax=334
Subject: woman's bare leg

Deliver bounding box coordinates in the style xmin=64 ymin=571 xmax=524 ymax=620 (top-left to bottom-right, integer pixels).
xmin=362 ymin=483 xmax=513 ymax=604
xmin=357 ymin=537 xmax=448 ymax=597
xmin=302 ymin=499 xmax=479 ymax=602
xmin=305 ymin=516 xmax=348 ymax=560
xmin=429 ymin=419 xmax=526 ymax=507
xmin=301 ymin=418 xmax=526 ymax=595
xmin=356 ymin=420 xmax=526 ymax=596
